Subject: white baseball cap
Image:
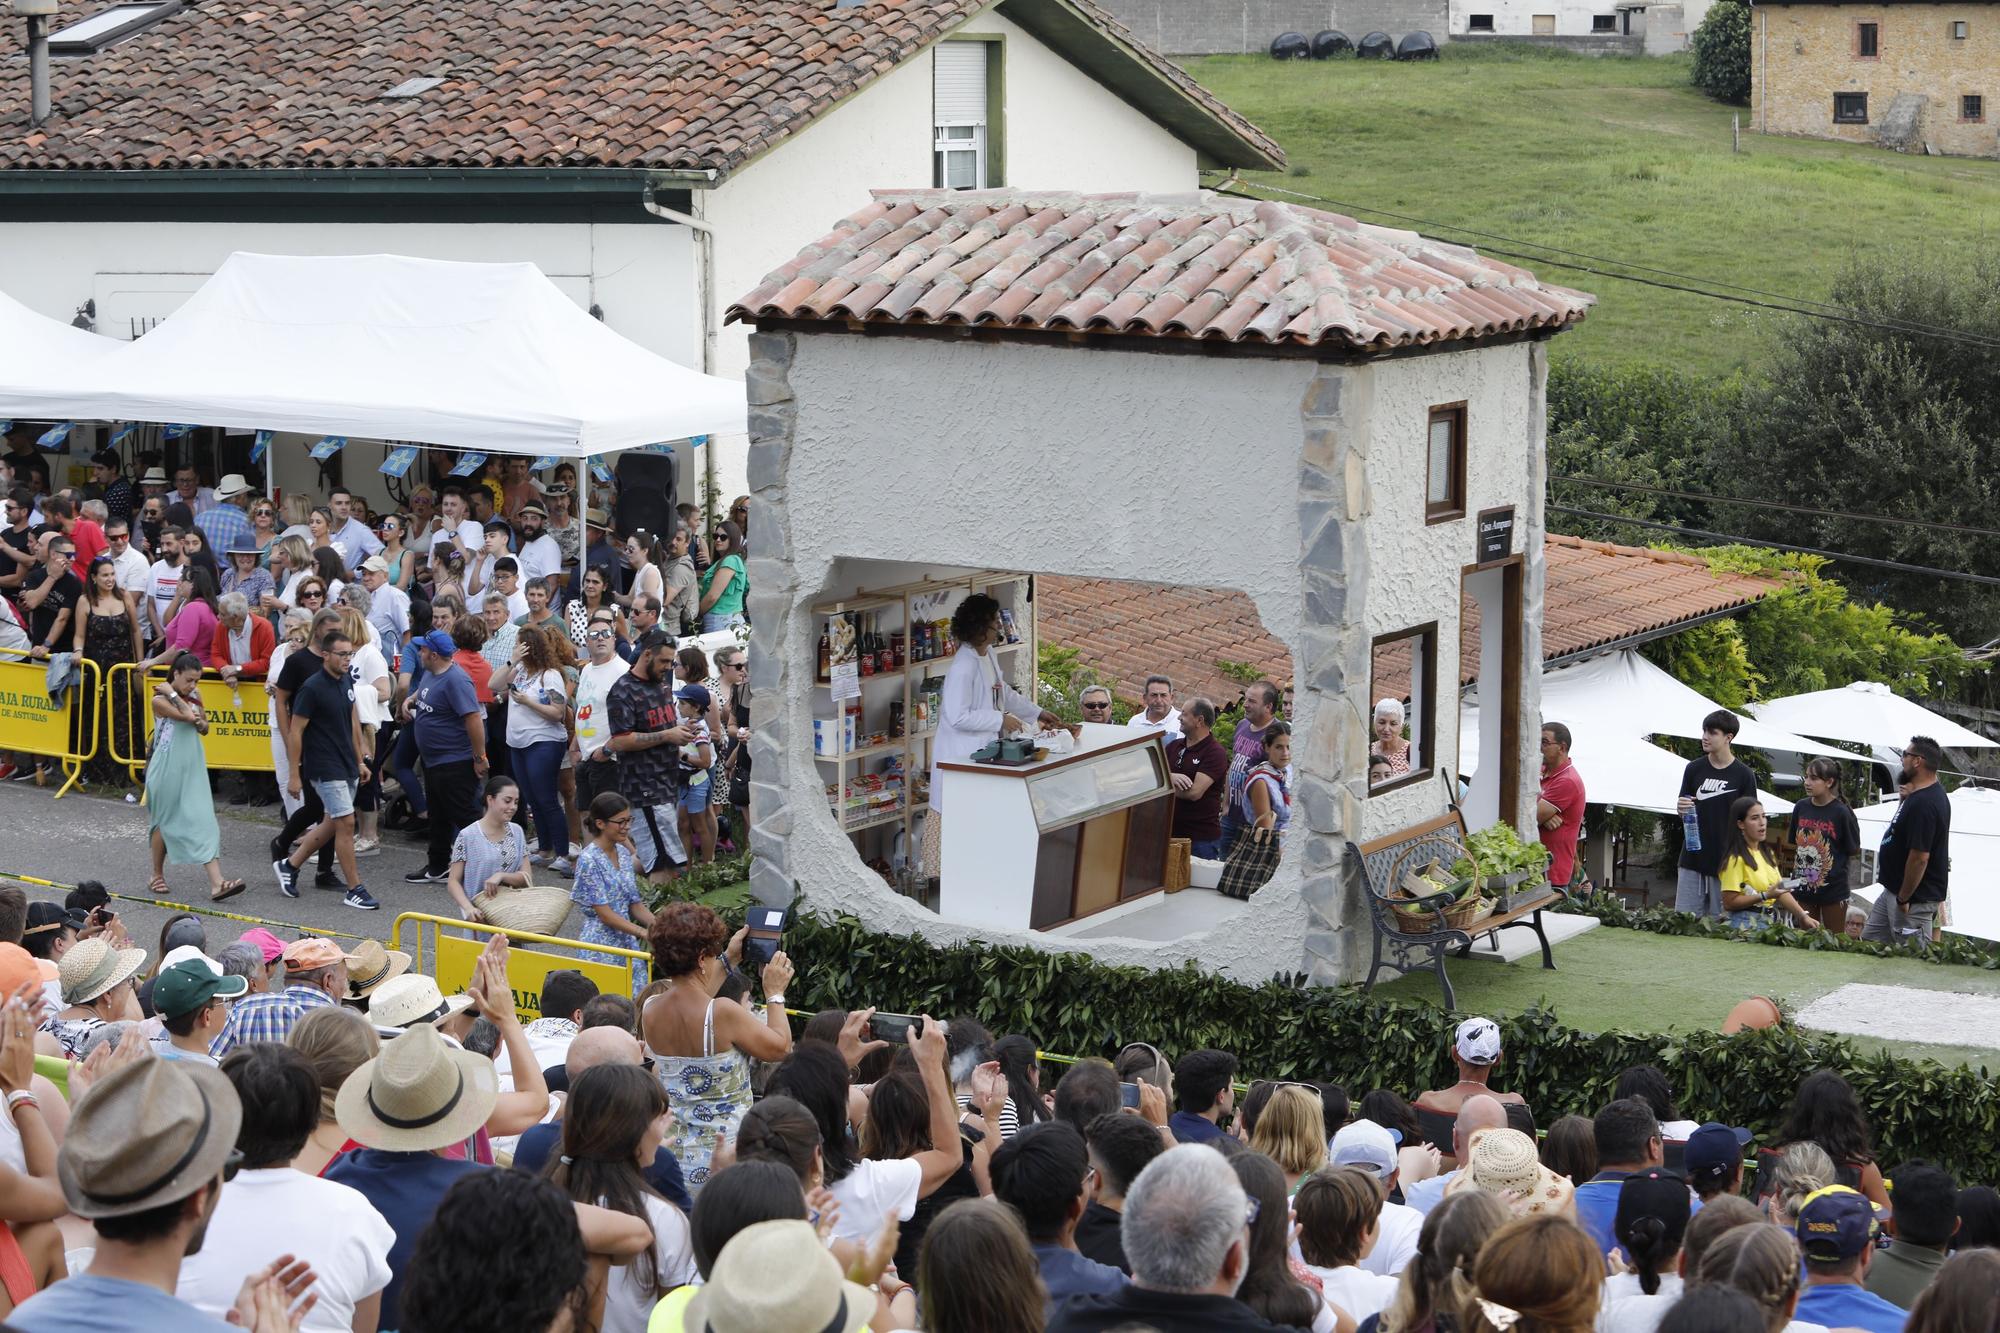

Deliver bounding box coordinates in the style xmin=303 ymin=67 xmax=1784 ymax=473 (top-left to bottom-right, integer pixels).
xmin=1455 ymin=1016 xmax=1503 ymax=1066
xmin=1330 ymin=1118 xmax=1399 ymax=1181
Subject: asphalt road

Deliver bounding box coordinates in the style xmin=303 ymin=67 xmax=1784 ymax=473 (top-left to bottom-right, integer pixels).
xmin=0 ymin=774 xmax=458 ymax=957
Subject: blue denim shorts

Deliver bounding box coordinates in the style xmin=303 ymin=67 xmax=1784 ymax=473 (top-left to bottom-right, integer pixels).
xmin=310 ymin=778 xmax=359 ymax=820
xmin=679 ymin=772 xmax=713 ymax=813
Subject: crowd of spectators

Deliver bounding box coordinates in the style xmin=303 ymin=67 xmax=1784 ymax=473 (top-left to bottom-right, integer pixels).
xmin=0 ymin=861 xmax=1990 ymax=1332
xmin=0 ymin=445 xmax=755 ymax=922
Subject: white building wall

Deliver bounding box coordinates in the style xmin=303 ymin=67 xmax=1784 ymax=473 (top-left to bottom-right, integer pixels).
xmin=1446 ymin=0 xmax=1624 ymax=35
xmin=705 ymin=13 xmax=1204 ymax=504
xmin=0 ymin=221 xmax=695 ymax=510
xmin=1363 ymin=343 xmax=1541 ymax=836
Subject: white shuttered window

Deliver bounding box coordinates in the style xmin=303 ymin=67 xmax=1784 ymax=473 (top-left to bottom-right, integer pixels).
xmin=933 ymin=42 xmax=989 ymax=189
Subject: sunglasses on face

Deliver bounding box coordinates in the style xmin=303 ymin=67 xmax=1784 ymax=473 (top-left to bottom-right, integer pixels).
xmin=300 ymin=591 xmax=324 ymax=601
xmin=585 ymin=629 xmax=614 ymax=641
xmin=1082 ymin=700 xmax=1112 ymax=710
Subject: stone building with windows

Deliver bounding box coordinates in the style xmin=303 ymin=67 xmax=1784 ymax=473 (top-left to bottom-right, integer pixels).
xmin=1752 ymin=1 xmax=2000 ymax=156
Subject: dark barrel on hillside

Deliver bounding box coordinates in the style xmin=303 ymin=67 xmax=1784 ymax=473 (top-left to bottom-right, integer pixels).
xmin=1270 ymin=31 xmax=1311 ymax=59
xmin=1357 ymin=31 xmax=1395 ymax=58
xmin=1396 ymin=30 xmax=1439 ymax=59
xmin=1312 ymin=29 xmax=1352 ymax=58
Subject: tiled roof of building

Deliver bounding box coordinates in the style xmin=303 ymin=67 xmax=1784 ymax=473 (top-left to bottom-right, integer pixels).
xmin=0 ymin=0 xmax=1280 ymax=174
xmin=1040 ymin=536 xmax=1785 ymax=706
xmin=730 ymin=189 xmax=1593 ymax=351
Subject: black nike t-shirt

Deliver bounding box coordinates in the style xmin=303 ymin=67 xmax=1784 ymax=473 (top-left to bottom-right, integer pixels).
xmin=1678 ymin=756 xmax=1757 ymax=877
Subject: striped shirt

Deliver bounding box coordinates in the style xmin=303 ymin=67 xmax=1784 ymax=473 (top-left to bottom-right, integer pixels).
xmin=211 ymin=984 xmax=336 ymax=1057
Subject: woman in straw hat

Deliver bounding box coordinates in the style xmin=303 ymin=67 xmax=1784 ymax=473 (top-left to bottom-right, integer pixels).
xmin=40 ymin=937 xmax=145 ymax=1060
xmin=683 ymin=1219 xmax=901 ymax=1333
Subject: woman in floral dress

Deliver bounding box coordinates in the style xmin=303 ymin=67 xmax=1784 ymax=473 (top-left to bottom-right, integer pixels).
xmin=570 ymin=792 xmax=654 ymax=993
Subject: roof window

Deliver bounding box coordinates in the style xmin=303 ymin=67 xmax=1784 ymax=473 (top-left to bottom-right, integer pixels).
xmin=49 ymin=1 xmax=180 ymax=54
xmin=381 ymin=77 xmax=445 ymax=99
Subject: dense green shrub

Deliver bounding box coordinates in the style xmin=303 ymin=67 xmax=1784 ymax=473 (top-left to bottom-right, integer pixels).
xmin=1690 ymin=0 xmax=1751 ymax=104
xmin=783 ymin=908 xmax=2000 ymax=1183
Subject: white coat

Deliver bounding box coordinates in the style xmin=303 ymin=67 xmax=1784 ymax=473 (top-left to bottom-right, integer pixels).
xmin=928 ymin=643 xmax=1039 ymax=814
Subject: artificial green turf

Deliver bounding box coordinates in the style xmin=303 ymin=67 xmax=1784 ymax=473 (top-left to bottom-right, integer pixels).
xmin=1183 ymin=45 xmax=2000 ymax=379
xmin=1374 ymin=924 xmax=2000 ymax=1070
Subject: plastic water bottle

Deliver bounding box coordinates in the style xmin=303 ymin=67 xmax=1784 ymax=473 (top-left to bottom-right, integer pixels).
xmin=1681 ymin=806 xmax=1702 ymax=853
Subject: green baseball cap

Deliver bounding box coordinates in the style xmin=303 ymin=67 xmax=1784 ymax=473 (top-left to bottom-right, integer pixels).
xmin=152 ymin=959 xmax=249 ymax=1021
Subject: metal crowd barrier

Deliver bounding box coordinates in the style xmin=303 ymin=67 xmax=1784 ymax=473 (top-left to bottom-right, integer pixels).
xmin=390 ymin=911 xmax=651 ymax=1020
xmin=0 ymin=646 xmax=102 ymax=798
xmin=104 ymin=662 xmax=276 ymax=773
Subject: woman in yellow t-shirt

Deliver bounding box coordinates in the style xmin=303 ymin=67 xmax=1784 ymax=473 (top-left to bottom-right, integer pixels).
xmin=1720 ymin=796 xmax=1815 ymax=929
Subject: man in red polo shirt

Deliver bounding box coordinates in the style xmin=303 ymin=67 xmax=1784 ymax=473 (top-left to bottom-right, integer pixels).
xmin=1537 ymin=722 xmax=1586 ymax=890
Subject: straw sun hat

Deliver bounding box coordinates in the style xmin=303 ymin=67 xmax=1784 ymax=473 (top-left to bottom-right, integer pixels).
xmin=334 ymin=1021 xmax=497 ymax=1153
xmin=1444 ymin=1126 xmax=1576 ymax=1216
xmin=683 ymin=1220 xmax=873 ymax=1333
xmin=343 ymin=939 xmax=413 ymax=1000
xmin=367 ymin=974 xmax=473 ymax=1031
xmin=59 ymin=1058 xmax=242 ymax=1219
xmin=58 ymin=937 xmax=147 ymax=1007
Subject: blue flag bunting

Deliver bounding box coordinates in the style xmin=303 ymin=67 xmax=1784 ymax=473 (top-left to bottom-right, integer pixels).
xmin=448 ymin=451 xmax=488 ymax=478
xmin=380 ymin=445 xmax=421 ymax=478
xmin=249 ymin=430 xmax=273 ymax=464
xmin=590 ymin=462 xmax=613 ymax=484
xmin=162 ymin=424 xmax=193 ymax=440
xmin=308 ymin=435 xmax=348 ymax=460
xmin=109 ymin=424 xmax=137 ymax=446
xmin=37 ymin=423 xmax=73 ymax=447
xmin=530 ymin=455 xmax=561 ymax=473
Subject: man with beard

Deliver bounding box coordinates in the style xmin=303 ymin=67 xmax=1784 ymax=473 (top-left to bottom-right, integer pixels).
xmin=512 ymin=503 xmax=561 ymax=589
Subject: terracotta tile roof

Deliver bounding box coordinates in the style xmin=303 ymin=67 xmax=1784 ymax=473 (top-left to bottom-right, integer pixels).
xmin=0 ymin=0 xmax=1279 ymax=174
xmin=1040 ymin=536 xmax=1785 ymax=707
xmin=730 ymin=189 xmax=1594 ymax=352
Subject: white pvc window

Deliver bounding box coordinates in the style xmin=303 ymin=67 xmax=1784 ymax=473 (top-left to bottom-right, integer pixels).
xmin=50 ymin=2 xmax=176 ymax=53
xmin=933 ymin=42 xmax=990 ymax=190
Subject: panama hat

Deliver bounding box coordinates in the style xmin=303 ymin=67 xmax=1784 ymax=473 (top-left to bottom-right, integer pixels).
xmin=140 ymin=467 xmax=169 ymax=486
xmin=343 ymin=939 xmax=413 ymax=1000
xmin=1445 ymin=1126 xmax=1575 ymax=1216
xmin=59 ymin=1058 xmax=242 ymax=1218
xmin=367 ymin=973 xmax=473 ymax=1030
xmin=683 ymin=1220 xmax=873 ymax=1333
xmin=334 ymin=1021 xmax=496 ymax=1153
xmin=58 ymin=937 xmax=147 ymax=1006
xmin=213 ymin=473 xmax=251 ymax=501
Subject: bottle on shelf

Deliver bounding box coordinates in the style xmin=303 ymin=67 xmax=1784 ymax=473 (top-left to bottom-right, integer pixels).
xmin=817 ymin=627 xmax=831 ymax=683
xmin=859 ymin=612 xmax=875 ymax=678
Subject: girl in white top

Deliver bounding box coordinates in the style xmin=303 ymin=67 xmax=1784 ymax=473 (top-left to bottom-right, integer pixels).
xmin=336 ymin=600 xmax=394 ymax=856
xmin=923 ymin=594 xmax=1064 ymax=875
xmin=265 ymin=610 xmax=312 ymax=818
xmin=616 ymin=530 xmax=667 ymax=612
xmin=545 ymin=1064 xmax=697 ymax=1333
xmin=1296 ymin=1165 xmax=1402 ymax=1326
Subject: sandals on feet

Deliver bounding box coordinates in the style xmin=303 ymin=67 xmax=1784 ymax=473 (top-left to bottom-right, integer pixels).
xmin=212 ymin=880 xmax=247 ymax=903
xmin=149 ymin=876 xmax=169 ymax=895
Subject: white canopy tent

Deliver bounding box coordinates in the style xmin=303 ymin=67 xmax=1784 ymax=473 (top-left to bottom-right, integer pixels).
xmin=1750 ymin=681 xmax=1995 ymax=753
xmin=1535 ymin=651 xmax=1847 ymax=759
xmin=1851 ymin=784 xmax=2000 ymax=943
xmin=0 ymin=253 xmax=746 ymax=456
xmin=0 ymin=290 xmax=126 ymax=420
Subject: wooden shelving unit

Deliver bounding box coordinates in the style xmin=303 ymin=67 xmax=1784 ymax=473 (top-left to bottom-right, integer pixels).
xmin=810 ymin=571 xmax=1037 ymax=873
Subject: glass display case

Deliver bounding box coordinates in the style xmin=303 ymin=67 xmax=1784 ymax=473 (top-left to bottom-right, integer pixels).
xmin=1026 ymin=744 xmax=1168 ymax=830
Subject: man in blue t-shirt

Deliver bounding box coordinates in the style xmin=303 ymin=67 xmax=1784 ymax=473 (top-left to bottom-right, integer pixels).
xmin=1794 ymin=1185 xmax=1910 ymax=1333
xmin=400 ymin=630 xmax=490 ymax=885
xmin=1572 ymin=1098 xmax=1684 ymax=1260
xmin=1167 ymin=1049 xmax=1237 ymax=1145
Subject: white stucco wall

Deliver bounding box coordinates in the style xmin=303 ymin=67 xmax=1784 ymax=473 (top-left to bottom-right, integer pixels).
xmin=0 ymin=220 xmax=695 ymax=511
xmin=705 ymin=11 xmax=1205 ymax=504
xmin=1447 ymin=0 xmax=1626 ymax=35
xmin=1362 ymin=344 xmax=1540 ymax=836
xmin=772 ymin=333 xmax=1321 ymax=979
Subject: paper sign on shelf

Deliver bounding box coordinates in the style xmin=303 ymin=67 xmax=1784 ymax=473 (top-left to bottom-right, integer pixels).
xmin=830 ymin=660 xmax=861 ymax=703
xmin=380 ymin=445 xmax=421 ymax=478
xmin=448 ymin=451 xmax=489 ymax=478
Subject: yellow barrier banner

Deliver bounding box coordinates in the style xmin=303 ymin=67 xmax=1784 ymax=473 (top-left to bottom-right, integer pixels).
xmin=0 ymin=657 xmax=76 ymax=762
xmin=106 ymin=664 xmax=276 ymax=773
xmin=434 ymin=932 xmax=635 ymax=1023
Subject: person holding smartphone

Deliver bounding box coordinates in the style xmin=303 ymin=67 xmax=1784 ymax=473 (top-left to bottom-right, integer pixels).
xmin=491 ymin=624 xmax=573 ymax=875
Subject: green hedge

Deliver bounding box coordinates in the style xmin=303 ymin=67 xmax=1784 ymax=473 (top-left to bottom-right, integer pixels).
xmin=782 ymin=910 xmax=2000 ymax=1185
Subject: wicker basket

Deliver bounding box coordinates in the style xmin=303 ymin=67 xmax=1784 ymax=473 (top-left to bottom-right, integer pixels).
xmin=1165 ymin=838 xmax=1192 ymax=894
xmin=1386 ymin=838 xmax=1485 ymax=935
xmin=473 ymin=879 xmax=575 ymax=937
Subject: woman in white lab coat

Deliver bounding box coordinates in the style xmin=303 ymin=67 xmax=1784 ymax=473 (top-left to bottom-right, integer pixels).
xmin=921 ymin=593 xmax=1064 ymax=879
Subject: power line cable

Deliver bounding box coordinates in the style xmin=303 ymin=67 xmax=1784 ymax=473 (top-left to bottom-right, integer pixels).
xmin=1551 ymin=476 xmax=2000 ymax=541
xmin=1547 ymin=506 xmax=2000 ymax=587
xmin=1213 ymin=180 xmax=2000 ymax=354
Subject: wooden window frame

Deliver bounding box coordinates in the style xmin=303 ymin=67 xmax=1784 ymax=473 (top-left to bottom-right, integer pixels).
xmin=1854 ymin=19 xmax=1880 ymax=59
xmin=1425 ymin=402 xmax=1468 ymax=524
xmin=1833 ymin=91 xmax=1870 ymax=124
xmin=1369 ymin=623 xmax=1439 ymax=797
xmin=1963 ymin=94 xmax=1984 ymax=123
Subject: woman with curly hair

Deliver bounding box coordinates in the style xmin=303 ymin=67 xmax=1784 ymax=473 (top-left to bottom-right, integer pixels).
xmin=1756 ymin=1069 xmax=1889 ymax=1209
xmin=640 ymin=902 xmax=794 ymax=1194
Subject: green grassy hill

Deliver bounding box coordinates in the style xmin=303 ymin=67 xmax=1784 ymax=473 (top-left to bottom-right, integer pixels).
xmin=1185 ymin=46 xmax=2000 ymax=377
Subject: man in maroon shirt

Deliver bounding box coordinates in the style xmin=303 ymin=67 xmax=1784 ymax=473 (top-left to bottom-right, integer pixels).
xmin=1165 ymin=697 xmax=1230 ymax=859
xmin=1537 ymin=722 xmax=1586 ymax=890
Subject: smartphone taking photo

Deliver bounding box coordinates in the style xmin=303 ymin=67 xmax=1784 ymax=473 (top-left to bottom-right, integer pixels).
xmin=743 ymin=907 xmax=787 ymax=965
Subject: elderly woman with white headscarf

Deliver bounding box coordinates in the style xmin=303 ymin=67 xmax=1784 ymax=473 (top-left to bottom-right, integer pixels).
xmin=1372 ymin=697 xmax=1411 ymax=781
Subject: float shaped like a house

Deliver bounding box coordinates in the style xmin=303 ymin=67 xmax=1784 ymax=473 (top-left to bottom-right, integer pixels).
xmin=730 ymin=188 xmax=1592 ymax=983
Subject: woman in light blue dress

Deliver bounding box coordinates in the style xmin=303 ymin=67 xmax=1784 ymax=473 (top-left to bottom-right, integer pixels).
xmin=146 ymin=651 xmax=245 ymax=902
xmin=640 ymin=902 xmax=795 ymax=1195
xmin=570 ymin=792 xmax=654 ymax=993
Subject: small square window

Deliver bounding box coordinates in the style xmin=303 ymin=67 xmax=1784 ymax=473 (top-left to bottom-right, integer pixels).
xmin=1370 ymin=626 xmax=1437 ymax=793
xmin=1834 ymin=92 xmax=1870 ymax=123
xmin=1965 ymin=94 xmax=1985 ymax=121
xmin=1425 ymin=403 xmax=1467 ymax=523
xmin=1592 ymin=14 xmax=1617 ymax=31
xmin=1468 ymin=13 xmax=1495 ymax=30
xmin=1857 ymin=21 xmax=1879 ymax=57
xmin=1953 ymin=19 xmax=1969 ymax=39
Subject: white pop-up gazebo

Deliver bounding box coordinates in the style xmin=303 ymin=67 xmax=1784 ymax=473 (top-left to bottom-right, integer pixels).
xmin=0 ymin=253 xmax=746 ymax=455
xmin=1750 ymin=681 xmax=1995 ymax=754
xmin=0 ymin=290 xmax=126 ymax=420
xmin=1851 ymin=784 xmax=2000 ymax=943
